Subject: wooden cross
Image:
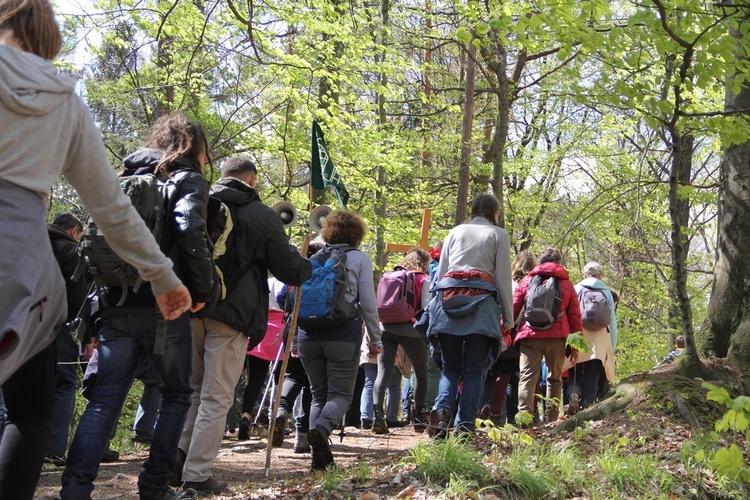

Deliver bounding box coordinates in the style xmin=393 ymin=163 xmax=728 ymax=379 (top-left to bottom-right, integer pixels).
xmin=385 ymin=209 xmax=432 ymax=252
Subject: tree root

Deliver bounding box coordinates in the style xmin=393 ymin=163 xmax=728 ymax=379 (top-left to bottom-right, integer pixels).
xmin=551 ymin=383 xmax=639 ymax=434
xmin=668 ymin=392 xmax=700 ymax=427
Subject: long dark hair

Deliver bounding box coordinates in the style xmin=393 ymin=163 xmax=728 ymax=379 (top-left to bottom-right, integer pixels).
xmin=144 ymin=114 xmax=212 ymax=180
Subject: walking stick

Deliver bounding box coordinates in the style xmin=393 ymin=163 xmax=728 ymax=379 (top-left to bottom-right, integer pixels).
xmin=265 ymin=236 xmax=310 ymax=477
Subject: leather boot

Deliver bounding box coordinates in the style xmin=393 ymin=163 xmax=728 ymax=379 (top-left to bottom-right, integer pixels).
xmin=371 ymin=404 xmax=389 ymax=434
xmin=413 ymin=406 xmax=428 ymax=433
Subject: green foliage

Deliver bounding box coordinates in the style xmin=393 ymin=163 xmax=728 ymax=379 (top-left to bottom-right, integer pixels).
xmin=566 ymin=332 xmax=591 ymax=353
xmin=700 ymin=381 xmax=750 ymax=482
xmin=407 ymin=436 xmax=488 ymax=485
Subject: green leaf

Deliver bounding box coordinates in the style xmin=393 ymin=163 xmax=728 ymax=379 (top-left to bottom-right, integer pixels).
xmin=710 ymin=445 xmax=746 ymax=479
xmin=456 ymin=27 xmax=472 ymax=44
xmin=694 ymin=449 xmax=706 ymax=463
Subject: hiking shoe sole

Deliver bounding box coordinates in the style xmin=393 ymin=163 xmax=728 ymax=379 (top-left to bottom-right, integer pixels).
xmin=307 ymin=428 xmax=334 ymax=471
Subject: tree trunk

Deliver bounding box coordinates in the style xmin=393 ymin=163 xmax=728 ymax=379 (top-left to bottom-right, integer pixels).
xmin=700 ymin=8 xmax=750 ymax=385
xmin=456 ymin=43 xmax=476 ymax=226
xmin=669 ymin=133 xmax=711 ymax=379
xmin=374 ymin=0 xmax=390 ymax=279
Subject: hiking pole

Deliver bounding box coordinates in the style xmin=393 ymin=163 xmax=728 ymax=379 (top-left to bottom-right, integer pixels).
xmin=251 ymin=338 xmax=285 ymax=436
xmin=265 ymin=236 xmax=310 ymax=477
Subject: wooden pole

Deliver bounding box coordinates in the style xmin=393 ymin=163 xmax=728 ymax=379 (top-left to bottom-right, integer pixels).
xmin=385 ymin=209 xmax=432 ymax=252
xmin=264 ymin=235 xmax=310 ymax=477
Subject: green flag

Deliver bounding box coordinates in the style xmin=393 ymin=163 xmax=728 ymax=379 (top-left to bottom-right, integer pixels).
xmin=311 ymin=120 xmax=349 ymax=208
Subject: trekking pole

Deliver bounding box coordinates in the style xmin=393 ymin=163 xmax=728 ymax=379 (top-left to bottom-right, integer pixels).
xmin=265 ymin=236 xmax=310 ymax=477
xmin=251 ymin=339 xmax=285 ymax=436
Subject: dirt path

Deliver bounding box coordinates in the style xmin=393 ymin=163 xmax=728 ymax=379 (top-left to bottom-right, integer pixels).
xmin=35 ymin=425 xmax=429 ymax=499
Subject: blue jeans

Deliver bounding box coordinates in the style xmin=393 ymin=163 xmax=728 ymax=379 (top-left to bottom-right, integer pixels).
xmin=361 ymin=364 xmax=401 ymax=421
xmin=0 ymin=389 xmax=5 ymax=442
xmin=435 ymin=333 xmax=492 ymax=430
xmin=47 ymin=327 xmax=79 ymax=457
xmin=61 ymin=313 xmax=192 ymax=499
xmin=133 ymin=359 xmax=163 ymax=438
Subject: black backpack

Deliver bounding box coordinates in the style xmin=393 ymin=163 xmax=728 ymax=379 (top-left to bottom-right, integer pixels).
xmin=524 ymin=274 xmax=562 ymax=330
xmin=77 ymin=173 xmax=176 ymax=305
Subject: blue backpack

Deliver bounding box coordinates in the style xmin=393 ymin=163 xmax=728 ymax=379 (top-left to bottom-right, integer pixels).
xmin=295 ymin=245 xmax=359 ymax=330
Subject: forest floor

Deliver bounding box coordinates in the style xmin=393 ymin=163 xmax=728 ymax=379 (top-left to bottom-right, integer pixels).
xmin=34 ymin=359 xmax=749 ymax=499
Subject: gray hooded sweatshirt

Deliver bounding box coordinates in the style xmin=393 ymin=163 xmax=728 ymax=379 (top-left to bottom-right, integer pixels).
xmin=0 ymin=44 xmax=180 ymax=295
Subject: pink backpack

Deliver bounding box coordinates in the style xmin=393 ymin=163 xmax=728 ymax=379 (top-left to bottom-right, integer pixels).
xmin=376 ymin=267 xmax=426 ymax=323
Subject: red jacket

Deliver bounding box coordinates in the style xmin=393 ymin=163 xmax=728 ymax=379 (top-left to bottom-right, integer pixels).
xmin=513 ymin=262 xmax=583 ymax=342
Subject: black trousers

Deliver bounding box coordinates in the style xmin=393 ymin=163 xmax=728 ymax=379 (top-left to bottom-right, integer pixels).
xmin=0 ymin=341 xmax=57 ymax=499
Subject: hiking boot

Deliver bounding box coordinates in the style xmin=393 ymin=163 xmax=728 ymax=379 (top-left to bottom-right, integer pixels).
xmin=413 ymin=407 xmax=428 ymax=433
xmin=360 ymin=418 xmax=373 ymax=430
xmin=387 ymin=419 xmax=406 ymax=428
xmin=101 ymin=447 xmax=120 ymax=462
xmin=568 ymin=393 xmax=580 ymax=416
xmin=432 ymin=410 xmax=451 ymax=440
xmin=44 ymin=454 xmax=67 ymax=467
xmin=132 ymin=431 xmax=153 ymax=444
xmin=294 ymin=431 xmax=310 ymax=453
xmin=479 ymin=404 xmax=491 ymax=420
xmin=307 ymin=427 xmax=334 ymax=471
xmin=272 ymin=410 xmax=287 ymax=447
xmin=425 ymin=409 xmax=438 ymax=437
xmin=139 ymin=485 xmax=196 ymax=500
xmin=183 ymin=477 xmax=228 ymax=493
xmin=237 ymin=415 xmax=251 ymax=441
xmin=169 ymin=448 xmax=187 ymax=488
xmin=371 ymin=405 xmax=389 ymax=435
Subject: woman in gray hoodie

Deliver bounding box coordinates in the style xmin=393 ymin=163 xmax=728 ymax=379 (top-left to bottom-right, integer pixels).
xmin=0 ymin=2 xmax=190 ymax=498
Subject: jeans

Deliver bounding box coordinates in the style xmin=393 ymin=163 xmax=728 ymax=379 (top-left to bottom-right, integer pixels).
xmin=360 ymin=364 xmax=401 ymax=421
xmin=61 ymin=312 xmax=192 ymax=499
xmin=0 ymin=389 xmax=5 ymax=443
xmin=298 ymin=339 xmax=360 ymax=437
xmin=133 ymin=359 xmax=163 ymax=439
xmin=47 ymin=327 xmax=80 ymax=457
xmin=434 ymin=333 xmax=493 ymax=430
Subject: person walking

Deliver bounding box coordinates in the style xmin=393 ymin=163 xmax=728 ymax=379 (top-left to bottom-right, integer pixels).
xmin=427 ymin=194 xmax=513 ymax=437
xmin=0 ymin=3 xmax=190 ymax=498
xmin=372 ymin=248 xmax=431 ymax=434
xmin=513 ymin=247 xmax=582 ymax=425
xmin=296 ymin=210 xmax=383 ymax=470
xmin=61 ymin=114 xmax=215 ymax=500
xmin=175 ymin=156 xmax=311 ymax=493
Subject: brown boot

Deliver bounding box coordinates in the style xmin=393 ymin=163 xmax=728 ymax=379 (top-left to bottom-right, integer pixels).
xmin=371 ymin=405 xmax=389 ymax=434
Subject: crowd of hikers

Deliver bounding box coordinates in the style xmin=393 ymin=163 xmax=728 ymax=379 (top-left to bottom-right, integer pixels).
xmin=0 ymin=2 xmax=621 ymax=499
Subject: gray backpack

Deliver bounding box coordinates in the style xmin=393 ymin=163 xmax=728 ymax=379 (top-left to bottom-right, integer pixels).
xmin=524 ymin=275 xmax=562 ymax=330
xmin=578 ymin=286 xmax=612 ymax=330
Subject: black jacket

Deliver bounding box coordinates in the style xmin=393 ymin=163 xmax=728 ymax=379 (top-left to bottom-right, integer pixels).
xmin=48 ymin=224 xmax=87 ymax=322
xmin=206 ymin=178 xmax=311 ymax=346
xmin=100 ymin=148 xmax=216 ymax=310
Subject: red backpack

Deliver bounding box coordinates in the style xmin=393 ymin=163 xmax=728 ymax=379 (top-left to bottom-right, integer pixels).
xmin=376 ymin=267 xmax=426 ymax=323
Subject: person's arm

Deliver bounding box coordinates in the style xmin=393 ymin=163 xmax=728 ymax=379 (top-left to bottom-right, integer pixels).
xmin=170 ymin=173 xmax=215 ymax=304
xmin=261 ymin=207 xmax=312 ymax=286
xmin=355 ymin=253 xmax=382 ymax=348
xmin=493 ymin=228 xmax=513 ymax=328
xmin=603 ymin=288 xmax=618 ymax=350
xmin=566 ymin=281 xmax=583 ymax=333
xmin=61 ymin=100 xmax=182 ymax=297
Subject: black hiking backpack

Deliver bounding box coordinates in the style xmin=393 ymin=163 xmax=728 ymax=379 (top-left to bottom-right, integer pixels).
xmin=524 ymin=274 xmax=562 ymax=330
xmin=78 ymin=173 xmax=171 ymax=305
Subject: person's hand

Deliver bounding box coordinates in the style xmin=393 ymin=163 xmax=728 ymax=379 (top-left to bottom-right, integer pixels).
xmin=82 ymin=338 xmax=97 ymax=362
xmin=369 ymin=344 xmax=383 ymax=356
xmin=155 ymin=284 xmax=192 ymax=320
xmin=568 ymin=348 xmax=580 ymax=364
xmin=190 ymin=302 xmax=205 ymax=313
